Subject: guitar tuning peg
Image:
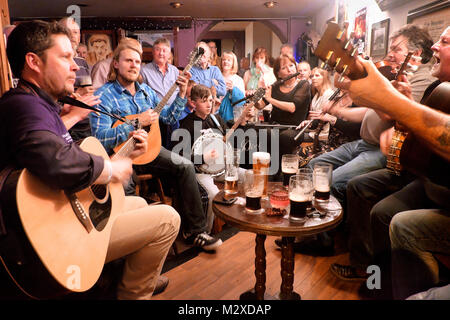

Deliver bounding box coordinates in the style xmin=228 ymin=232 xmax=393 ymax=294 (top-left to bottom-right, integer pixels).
xmin=338 ymin=65 xmax=348 ymax=82
xmin=334 ymin=57 xmax=341 ymax=69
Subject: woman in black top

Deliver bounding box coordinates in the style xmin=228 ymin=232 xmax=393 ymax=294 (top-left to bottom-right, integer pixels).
xmin=260 ymin=54 xmax=311 ymax=174
xmin=267 ymin=56 xmax=311 ymax=126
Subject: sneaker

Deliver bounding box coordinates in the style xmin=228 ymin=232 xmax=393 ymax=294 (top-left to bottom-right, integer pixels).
xmin=186 ymin=232 xmax=222 ymax=251
xmin=329 ymin=263 xmax=368 ymax=281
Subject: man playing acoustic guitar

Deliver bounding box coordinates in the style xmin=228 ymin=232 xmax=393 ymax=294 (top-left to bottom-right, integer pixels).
xmin=0 ymin=20 xmax=180 ymax=300
xmin=90 ymin=39 xmax=222 ymax=251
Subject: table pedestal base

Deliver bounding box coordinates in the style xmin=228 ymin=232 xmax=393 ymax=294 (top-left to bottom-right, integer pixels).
xmin=240 ymin=234 xmax=302 ymax=300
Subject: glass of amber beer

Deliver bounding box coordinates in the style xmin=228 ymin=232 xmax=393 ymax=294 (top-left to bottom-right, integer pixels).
xmin=224 ymin=150 xmax=240 ymax=196
xmin=244 ymin=170 xmax=265 ymax=214
xmin=288 ymin=173 xmax=313 ymax=223
xmin=252 ymin=152 xmax=270 ymax=199
xmin=313 ymin=162 xmax=332 ymax=202
xmin=282 ymin=154 xmax=299 ymax=187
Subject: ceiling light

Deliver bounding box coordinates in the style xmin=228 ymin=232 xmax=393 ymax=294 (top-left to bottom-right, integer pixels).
xmin=170 ymin=2 xmax=183 ymax=9
xmin=264 ymin=1 xmax=277 ymax=8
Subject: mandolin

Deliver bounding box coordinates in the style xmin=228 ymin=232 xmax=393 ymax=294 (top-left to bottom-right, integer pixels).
xmin=112 ymin=47 xmax=205 ymax=165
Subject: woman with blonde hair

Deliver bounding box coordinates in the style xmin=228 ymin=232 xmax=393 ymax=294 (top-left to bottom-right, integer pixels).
xmin=218 ymin=51 xmax=246 ymax=122
xmin=302 ymin=67 xmax=335 ymax=142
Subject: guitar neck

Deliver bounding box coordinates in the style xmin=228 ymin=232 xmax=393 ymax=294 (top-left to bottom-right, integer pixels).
xmin=153 ymin=61 xmax=196 ymax=114
xmin=224 ymin=102 xmax=255 ymax=142
xmin=112 ymin=137 xmax=136 ymax=159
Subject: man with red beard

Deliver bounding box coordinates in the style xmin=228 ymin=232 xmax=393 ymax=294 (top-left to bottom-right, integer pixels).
xmin=90 ymin=40 xmax=223 ymax=252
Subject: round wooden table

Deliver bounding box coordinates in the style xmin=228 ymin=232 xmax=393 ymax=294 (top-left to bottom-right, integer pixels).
xmin=212 ymin=183 xmax=343 ymax=300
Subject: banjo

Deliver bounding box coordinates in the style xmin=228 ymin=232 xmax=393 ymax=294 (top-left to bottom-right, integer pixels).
xmin=193 ymin=88 xmax=266 ymax=176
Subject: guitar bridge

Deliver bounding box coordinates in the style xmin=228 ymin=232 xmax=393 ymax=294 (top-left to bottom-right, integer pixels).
xmin=65 ymin=192 xmax=93 ymax=233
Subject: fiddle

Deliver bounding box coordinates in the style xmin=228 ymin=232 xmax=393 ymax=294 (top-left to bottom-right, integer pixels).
xmin=374 ymin=59 xmax=400 ymax=81
xmin=374 ymin=51 xmax=417 ymax=81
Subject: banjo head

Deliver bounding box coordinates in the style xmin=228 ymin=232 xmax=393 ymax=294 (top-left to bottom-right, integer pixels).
xmin=193 ymin=130 xmax=232 ymax=176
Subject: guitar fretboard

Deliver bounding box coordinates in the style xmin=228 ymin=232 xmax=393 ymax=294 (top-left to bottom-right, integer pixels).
xmin=153 ymin=60 xmax=198 ymax=114
xmin=113 ymin=137 xmax=136 ymax=159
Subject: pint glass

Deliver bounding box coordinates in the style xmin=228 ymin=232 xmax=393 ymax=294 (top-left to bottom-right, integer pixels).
xmin=288 ymin=173 xmax=313 ymax=223
xmin=252 ymin=152 xmax=270 ymax=198
xmin=313 ymin=162 xmax=332 ymax=202
xmin=244 ymin=170 xmax=265 ymax=214
xmin=281 ymin=154 xmax=299 ymax=187
xmin=224 ymin=150 xmax=240 ymax=196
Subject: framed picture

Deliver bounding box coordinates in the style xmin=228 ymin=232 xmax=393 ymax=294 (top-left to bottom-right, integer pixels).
xmin=370 ymin=18 xmax=390 ymax=58
xmin=408 ymin=1 xmax=450 ymax=42
xmin=81 ymin=30 xmax=116 ymax=66
xmin=354 ymin=7 xmax=367 ymax=55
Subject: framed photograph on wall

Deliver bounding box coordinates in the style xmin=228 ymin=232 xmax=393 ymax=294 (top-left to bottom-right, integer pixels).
xmin=81 ymin=30 xmax=116 ymax=67
xmin=370 ymin=18 xmax=390 ymax=58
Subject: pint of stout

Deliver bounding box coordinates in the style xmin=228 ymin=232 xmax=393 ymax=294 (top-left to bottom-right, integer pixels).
xmin=282 ymin=167 xmax=297 ymax=187
xmin=224 ymin=176 xmax=238 ymax=195
xmin=244 ymin=170 xmax=265 ymax=214
xmin=245 ymin=191 xmax=262 ymax=211
xmin=252 ymin=152 xmax=270 ymax=198
xmin=314 ymin=176 xmax=330 ymax=201
xmin=313 ymin=162 xmax=332 ymax=202
xmin=289 ymin=193 xmax=311 ymax=222
xmin=288 ymin=173 xmax=313 ymax=222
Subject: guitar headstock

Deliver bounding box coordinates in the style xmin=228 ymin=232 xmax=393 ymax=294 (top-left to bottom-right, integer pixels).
xmin=249 ymin=87 xmax=266 ymax=104
xmin=188 ymin=47 xmax=205 ymax=67
xmin=314 ymin=22 xmax=367 ymax=81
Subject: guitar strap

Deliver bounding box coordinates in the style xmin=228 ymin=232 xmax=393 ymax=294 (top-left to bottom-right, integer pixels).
xmin=0 ymin=166 xmax=14 ymax=237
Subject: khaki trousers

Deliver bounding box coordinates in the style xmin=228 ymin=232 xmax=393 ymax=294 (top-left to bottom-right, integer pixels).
xmin=105 ymin=196 xmax=180 ymax=300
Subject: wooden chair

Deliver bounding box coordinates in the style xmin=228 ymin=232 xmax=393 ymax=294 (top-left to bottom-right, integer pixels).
xmin=135 ymin=174 xmax=167 ymax=204
xmin=135 ymin=174 xmax=178 ymax=256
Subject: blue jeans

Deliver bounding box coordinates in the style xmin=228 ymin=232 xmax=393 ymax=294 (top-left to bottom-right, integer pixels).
xmin=308 ymin=139 xmax=386 ymax=203
xmin=390 ymin=209 xmax=450 ymax=300
xmin=134 ymin=146 xmax=207 ymax=235
xmin=346 ymin=168 xmax=413 ymax=267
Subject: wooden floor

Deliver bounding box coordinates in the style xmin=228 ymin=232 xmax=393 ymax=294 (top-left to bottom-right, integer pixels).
xmin=154 ymin=230 xmax=362 ymax=300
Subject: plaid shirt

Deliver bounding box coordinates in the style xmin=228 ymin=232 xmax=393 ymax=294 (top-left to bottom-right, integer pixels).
xmin=90 ymin=80 xmax=187 ymax=152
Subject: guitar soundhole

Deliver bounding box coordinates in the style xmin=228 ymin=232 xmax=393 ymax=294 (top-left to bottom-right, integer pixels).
xmin=89 ymin=194 xmax=112 ymax=232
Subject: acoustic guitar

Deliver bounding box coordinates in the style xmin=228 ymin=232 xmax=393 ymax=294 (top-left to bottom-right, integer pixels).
xmin=112 ymin=47 xmax=205 ymax=165
xmin=0 ymin=135 xmax=140 ymax=299
xmin=314 ymin=22 xmax=449 ymax=179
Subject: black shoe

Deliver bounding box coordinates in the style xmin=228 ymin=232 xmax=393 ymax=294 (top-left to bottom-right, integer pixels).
xmin=329 ymin=263 xmax=368 ymax=281
xmin=274 ymin=235 xmax=335 ymax=256
xmin=185 ymin=232 xmax=223 ymax=251
xmin=153 ymin=275 xmax=169 ymax=295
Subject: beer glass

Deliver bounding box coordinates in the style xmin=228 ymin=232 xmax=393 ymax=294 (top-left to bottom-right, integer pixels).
xmin=281 ymin=154 xmax=299 ymax=187
xmin=78 ymin=75 xmax=93 ymax=87
xmin=313 ymin=162 xmax=332 ymax=202
xmin=252 ymin=152 xmax=270 ymax=198
xmin=244 ymin=170 xmax=265 ymax=214
xmin=288 ymin=173 xmax=314 ymax=223
xmin=224 ymin=150 xmax=240 ymax=196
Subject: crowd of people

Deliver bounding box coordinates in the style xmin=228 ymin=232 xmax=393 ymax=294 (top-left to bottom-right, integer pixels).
xmin=0 ymin=15 xmax=448 ymax=301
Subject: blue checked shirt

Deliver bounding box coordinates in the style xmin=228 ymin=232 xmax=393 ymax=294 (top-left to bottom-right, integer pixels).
xmin=90 ymin=80 xmax=187 ymax=152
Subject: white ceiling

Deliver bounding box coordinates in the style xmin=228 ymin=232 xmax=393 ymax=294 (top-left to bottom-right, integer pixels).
xmin=9 ymin=0 xmax=330 ymax=20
